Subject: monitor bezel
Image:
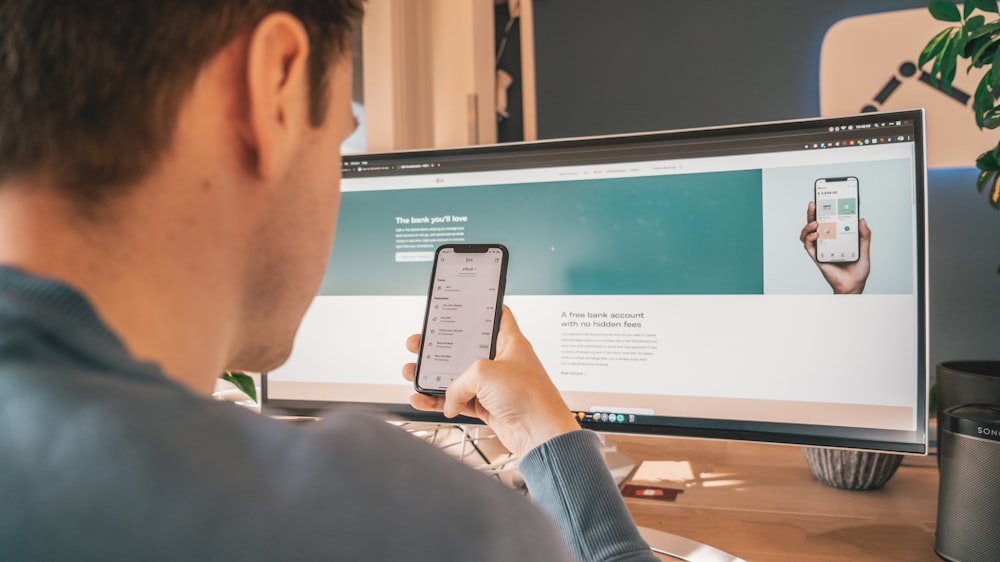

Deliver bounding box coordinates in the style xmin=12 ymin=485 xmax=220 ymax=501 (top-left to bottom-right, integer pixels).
xmin=262 ymin=109 xmax=929 ymax=455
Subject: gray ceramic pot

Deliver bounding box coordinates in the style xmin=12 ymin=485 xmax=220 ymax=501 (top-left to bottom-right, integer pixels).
xmin=802 ymin=447 xmax=903 ymax=490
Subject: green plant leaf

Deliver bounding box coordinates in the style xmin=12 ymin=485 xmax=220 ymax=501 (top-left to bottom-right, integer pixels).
xmin=976 ymin=148 xmax=1000 ymax=171
xmin=965 ymin=14 xmax=986 ymax=33
xmin=930 ymin=0 xmax=962 ymax=22
xmin=974 ymin=78 xmax=994 ymax=127
xmin=968 ymin=34 xmax=999 ymax=68
xmin=962 ymin=16 xmax=986 ymax=57
xmin=990 ymin=175 xmax=1000 ymax=209
xmin=920 ymin=27 xmax=954 ymax=68
xmin=943 ymin=55 xmax=959 ymax=90
xmin=929 ymin=30 xmax=955 ymax=87
xmin=983 ymin=106 xmax=1000 ymax=129
xmin=978 ymin=169 xmax=996 ymax=192
xmin=990 ymin=41 xmax=1000 ymax=84
xmin=222 ymin=372 xmax=257 ymax=403
xmin=966 ymin=19 xmax=1000 ymax=40
xmin=940 ymin=30 xmax=962 ymax=91
xmin=983 ymin=109 xmax=1000 ymax=129
xmin=971 ymin=0 xmax=1000 ymax=14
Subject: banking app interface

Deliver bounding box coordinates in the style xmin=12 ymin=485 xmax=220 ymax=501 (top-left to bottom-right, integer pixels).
xmin=417 ymin=247 xmax=505 ymax=392
xmin=815 ymin=177 xmax=859 ymax=263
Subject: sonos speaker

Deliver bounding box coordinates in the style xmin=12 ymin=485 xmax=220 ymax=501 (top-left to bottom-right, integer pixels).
xmin=935 ymin=404 xmax=1000 ymax=562
xmin=936 ymin=362 xmax=1000 ymax=454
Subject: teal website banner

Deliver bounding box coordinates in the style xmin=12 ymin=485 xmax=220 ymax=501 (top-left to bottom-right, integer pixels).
xmin=320 ymin=169 xmax=764 ymax=296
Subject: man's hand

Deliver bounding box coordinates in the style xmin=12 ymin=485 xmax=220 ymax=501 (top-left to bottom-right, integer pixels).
xmin=402 ymin=306 xmax=579 ymax=458
xmin=800 ymin=201 xmax=871 ymax=294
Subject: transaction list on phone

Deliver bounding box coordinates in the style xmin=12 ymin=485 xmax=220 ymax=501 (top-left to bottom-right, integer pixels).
xmin=414 ymin=244 xmax=509 ymax=395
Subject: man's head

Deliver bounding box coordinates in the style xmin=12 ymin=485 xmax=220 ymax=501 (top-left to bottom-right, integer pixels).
xmin=0 ymin=0 xmax=363 ymax=207
xmin=0 ymin=1 xmax=364 ymax=386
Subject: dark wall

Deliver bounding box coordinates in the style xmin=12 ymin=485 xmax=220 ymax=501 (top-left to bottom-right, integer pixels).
xmin=532 ymin=0 xmax=932 ymax=138
xmin=926 ymin=169 xmax=1000 ymax=371
xmin=531 ymin=0 xmax=1000 ymax=374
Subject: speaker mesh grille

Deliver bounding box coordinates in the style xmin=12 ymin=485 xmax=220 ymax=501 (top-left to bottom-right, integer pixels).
xmin=936 ymin=429 xmax=1000 ymax=561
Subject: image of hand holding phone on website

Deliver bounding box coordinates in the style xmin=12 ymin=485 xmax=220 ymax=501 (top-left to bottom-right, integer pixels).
xmin=414 ymin=244 xmax=509 ymax=396
xmin=800 ymin=177 xmax=872 ymax=295
xmin=814 ymin=177 xmax=860 ymax=263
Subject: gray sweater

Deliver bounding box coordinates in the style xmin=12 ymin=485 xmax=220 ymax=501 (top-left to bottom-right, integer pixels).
xmin=0 ymin=266 xmax=654 ymax=561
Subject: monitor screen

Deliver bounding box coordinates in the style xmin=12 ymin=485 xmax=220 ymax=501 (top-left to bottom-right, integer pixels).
xmin=264 ymin=109 xmax=928 ymax=454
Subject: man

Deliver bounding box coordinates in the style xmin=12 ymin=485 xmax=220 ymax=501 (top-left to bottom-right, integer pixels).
xmin=0 ymin=2 xmax=655 ymax=560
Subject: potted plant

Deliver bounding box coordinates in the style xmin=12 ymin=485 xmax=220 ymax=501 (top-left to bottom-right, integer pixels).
xmin=217 ymin=371 xmax=258 ymax=404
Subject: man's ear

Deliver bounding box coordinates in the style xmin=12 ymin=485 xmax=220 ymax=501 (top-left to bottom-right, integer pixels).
xmin=243 ymin=13 xmax=311 ymax=180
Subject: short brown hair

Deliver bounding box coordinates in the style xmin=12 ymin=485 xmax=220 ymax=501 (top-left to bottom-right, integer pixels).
xmin=0 ymin=1 xmax=364 ymax=203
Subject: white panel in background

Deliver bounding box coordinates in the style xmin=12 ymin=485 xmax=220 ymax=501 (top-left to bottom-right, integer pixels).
xmin=821 ymin=7 xmax=989 ymax=168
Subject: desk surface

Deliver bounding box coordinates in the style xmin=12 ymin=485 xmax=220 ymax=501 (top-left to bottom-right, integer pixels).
xmin=608 ymin=435 xmax=939 ymax=561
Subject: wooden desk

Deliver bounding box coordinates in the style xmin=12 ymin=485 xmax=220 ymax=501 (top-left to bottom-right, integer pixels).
xmin=608 ymin=435 xmax=939 ymax=561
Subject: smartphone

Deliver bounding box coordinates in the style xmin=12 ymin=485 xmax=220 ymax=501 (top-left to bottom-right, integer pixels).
xmin=414 ymin=244 xmax=509 ymax=396
xmin=814 ymin=177 xmax=860 ymax=263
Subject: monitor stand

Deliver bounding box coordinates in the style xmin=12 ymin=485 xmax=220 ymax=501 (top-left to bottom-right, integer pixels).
xmin=601 ymin=437 xmax=747 ymax=562
xmin=636 ymin=526 xmax=747 ymax=562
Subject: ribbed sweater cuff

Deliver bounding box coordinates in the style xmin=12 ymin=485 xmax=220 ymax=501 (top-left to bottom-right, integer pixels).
xmin=520 ymin=430 xmax=652 ymax=561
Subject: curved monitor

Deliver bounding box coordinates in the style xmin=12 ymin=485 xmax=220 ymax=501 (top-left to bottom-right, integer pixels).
xmin=264 ymin=109 xmax=928 ymax=454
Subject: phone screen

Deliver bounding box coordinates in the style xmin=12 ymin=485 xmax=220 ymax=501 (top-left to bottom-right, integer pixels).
xmin=814 ymin=177 xmax=860 ymax=263
xmin=414 ymin=244 xmax=508 ymax=395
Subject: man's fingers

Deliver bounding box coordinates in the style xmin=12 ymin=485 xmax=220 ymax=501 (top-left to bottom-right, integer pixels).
xmin=442 ymin=359 xmax=488 ymax=418
xmin=405 ymin=333 xmax=421 ymax=354
xmin=495 ymin=305 xmax=530 ymax=357
xmin=409 ymin=392 xmax=445 ymax=413
xmin=402 ymin=362 xmax=415 ymax=382
xmin=799 ymin=222 xmax=817 ymax=245
xmin=859 ymin=218 xmax=872 ymax=255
